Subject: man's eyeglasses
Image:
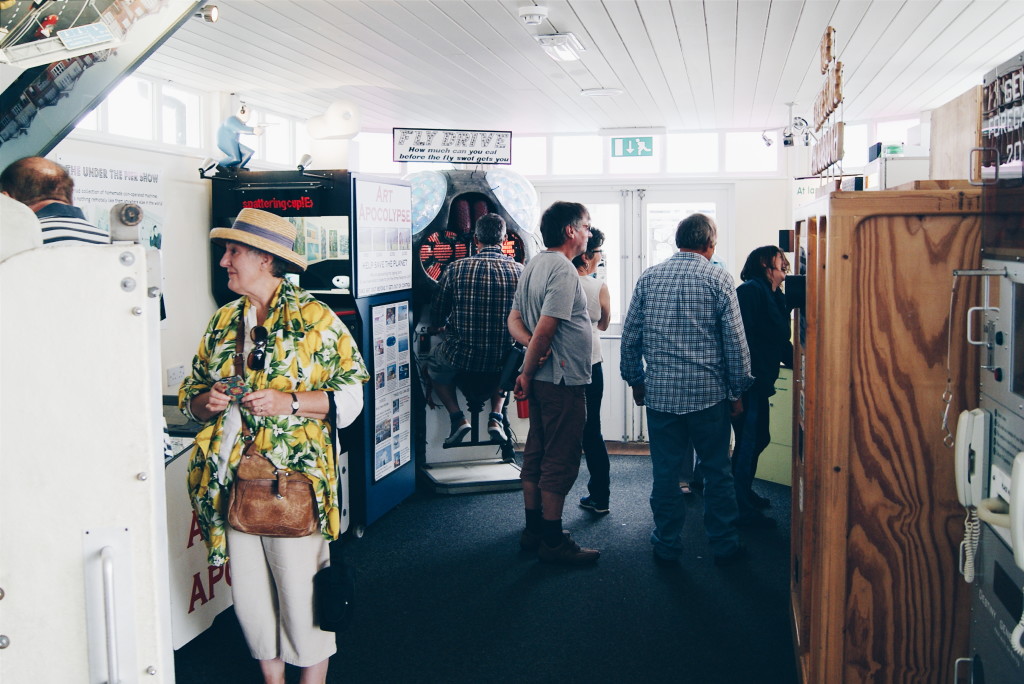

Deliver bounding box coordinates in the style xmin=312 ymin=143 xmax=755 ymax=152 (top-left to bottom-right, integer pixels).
xmin=248 ymin=326 xmax=268 ymax=371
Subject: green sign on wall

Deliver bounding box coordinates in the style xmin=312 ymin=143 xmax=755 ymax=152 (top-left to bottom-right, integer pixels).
xmin=611 ymin=137 xmax=654 ymax=157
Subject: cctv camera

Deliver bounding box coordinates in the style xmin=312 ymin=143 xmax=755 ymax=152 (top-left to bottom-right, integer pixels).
xmin=782 ymin=133 xmax=794 ymax=147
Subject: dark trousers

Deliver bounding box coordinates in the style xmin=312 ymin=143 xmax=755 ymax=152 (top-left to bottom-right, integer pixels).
xmin=582 ymin=362 xmax=610 ymax=504
xmin=731 ymin=390 xmax=771 ymax=516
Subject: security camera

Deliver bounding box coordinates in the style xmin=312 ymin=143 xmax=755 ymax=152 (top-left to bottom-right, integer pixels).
xmin=782 ymin=132 xmax=795 ymax=147
xmin=519 ymin=5 xmax=549 ymax=26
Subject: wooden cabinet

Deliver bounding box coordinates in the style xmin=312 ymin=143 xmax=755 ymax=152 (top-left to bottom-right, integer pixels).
xmin=790 ymin=187 xmax=981 ymax=683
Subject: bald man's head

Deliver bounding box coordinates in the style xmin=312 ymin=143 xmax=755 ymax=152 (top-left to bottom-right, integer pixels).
xmin=0 ymin=157 xmax=75 ymax=209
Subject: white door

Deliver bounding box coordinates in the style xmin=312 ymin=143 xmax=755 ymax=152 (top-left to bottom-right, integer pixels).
xmin=534 ymin=183 xmax=734 ymax=442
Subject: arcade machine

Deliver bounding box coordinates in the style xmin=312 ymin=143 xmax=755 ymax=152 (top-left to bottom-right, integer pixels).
xmin=209 ymin=169 xmax=415 ymax=535
xmin=954 ymin=50 xmax=1024 ymax=681
xmin=408 ymin=168 xmax=540 ymax=493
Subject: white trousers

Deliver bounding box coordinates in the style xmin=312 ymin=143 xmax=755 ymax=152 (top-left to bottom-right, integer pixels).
xmin=226 ymin=527 xmax=335 ymax=667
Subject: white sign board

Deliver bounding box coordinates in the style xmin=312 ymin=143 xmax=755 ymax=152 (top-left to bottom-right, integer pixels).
xmin=354 ymin=179 xmax=412 ymax=297
xmin=370 ymin=301 xmax=413 ymax=481
xmin=393 ymin=128 xmax=512 ymax=164
xmin=165 ymin=448 xmax=234 ymax=649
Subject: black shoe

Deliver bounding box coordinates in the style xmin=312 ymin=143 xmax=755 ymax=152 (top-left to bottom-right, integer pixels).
xmin=443 ymin=420 xmax=470 ymax=447
xmin=579 ymin=496 xmax=609 ymax=515
xmin=652 ymin=550 xmax=680 ymax=566
xmin=736 ymin=513 xmax=777 ymax=530
xmin=713 ymin=544 xmax=748 ymax=566
xmin=750 ymin=492 xmax=771 ymax=509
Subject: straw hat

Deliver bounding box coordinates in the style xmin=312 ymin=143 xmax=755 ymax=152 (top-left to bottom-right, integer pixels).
xmin=210 ymin=208 xmax=307 ymax=273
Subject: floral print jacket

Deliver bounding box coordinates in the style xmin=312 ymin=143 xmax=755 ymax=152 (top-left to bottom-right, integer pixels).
xmin=179 ymin=279 xmax=369 ymax=566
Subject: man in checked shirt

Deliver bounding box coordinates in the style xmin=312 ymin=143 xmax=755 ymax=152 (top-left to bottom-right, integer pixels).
xmin=620 ymin=213 xmax=754 ymax=567
xmin=429 ymin=213 xmax=523 ymax=446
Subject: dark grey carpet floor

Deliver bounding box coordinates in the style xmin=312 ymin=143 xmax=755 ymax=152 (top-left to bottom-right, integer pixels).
xmin=174 ymin=454 xmax=798 ymax=684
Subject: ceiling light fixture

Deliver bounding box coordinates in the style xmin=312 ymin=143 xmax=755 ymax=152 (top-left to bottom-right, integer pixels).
xmin=535 ymin=33 xmax=584 ymax=62
xmin=518 ymin=5 xmax=549 ymax=26
xmin=581 ymin=88 xmax=623 ymax=97
xmin=195 ymin=5 xmax=219 ymax=22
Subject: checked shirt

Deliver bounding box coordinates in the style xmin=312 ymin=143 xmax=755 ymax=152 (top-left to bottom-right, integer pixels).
xmin=620 ymin=251 xmax=752 ymax=415
xmin=431 ymin=246 xmax=522 ymax=372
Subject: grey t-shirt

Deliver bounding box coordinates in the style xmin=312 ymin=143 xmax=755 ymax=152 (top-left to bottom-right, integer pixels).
xmin=512 ymin=250 xmax=592 ymax=386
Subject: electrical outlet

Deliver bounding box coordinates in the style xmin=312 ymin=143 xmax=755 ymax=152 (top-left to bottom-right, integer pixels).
xmin=166 ymin=364 xmax=187 ymax=389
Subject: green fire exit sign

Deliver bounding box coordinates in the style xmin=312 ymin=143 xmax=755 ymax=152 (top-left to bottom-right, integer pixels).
xmin=611 ymin=137 xmax=654 ymax=157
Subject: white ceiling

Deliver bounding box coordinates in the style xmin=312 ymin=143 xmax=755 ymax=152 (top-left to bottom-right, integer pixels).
xmin=142 ymin=0 xmax=1024 ymax=134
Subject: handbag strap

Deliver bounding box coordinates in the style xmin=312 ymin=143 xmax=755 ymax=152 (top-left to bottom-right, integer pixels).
xmin=234 ymin=311 xmax=257 ymax=448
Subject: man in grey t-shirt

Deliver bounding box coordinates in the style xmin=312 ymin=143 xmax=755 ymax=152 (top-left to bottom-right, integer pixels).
xmin=508 ymin=201 xmax=599 ymax=565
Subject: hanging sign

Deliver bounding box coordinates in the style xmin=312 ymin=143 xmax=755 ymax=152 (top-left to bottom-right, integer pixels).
xmin=811 ymin=25 xmax=845 ymax=175
xmin=393 ymin=128 xmax=512 ymax=164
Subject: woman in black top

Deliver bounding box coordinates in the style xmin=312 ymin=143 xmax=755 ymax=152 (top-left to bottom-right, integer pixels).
xmin=732 ymin=245 xmax=792 ymax=527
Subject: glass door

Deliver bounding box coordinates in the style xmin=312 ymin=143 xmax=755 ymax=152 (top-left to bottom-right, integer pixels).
xmin=534 ymin=183 xmax=733 ymax=442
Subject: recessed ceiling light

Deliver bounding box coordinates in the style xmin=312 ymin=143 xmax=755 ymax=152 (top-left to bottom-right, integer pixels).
xmin=580 ymin=88 xmax=623 ymax=97
xmin=535 ymin=33 xmax=584 ymax=62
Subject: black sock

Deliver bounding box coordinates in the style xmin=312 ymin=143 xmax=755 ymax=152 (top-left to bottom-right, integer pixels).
xmin=449 ymin=411 xmax=465 ymax=428
xmin=525 ymin=509 xmax=542 ymax=534
xmin=542 ymin=518 xmax=564 ymax=547
xmin=489 ymin=411 xmax=502 ymax=423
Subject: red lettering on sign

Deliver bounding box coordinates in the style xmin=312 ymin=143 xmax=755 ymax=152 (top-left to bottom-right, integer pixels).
xmin=187 ymin=511 xmax=203 ymax=549
xmin=188 ymin=572 xmax=208 ymax=613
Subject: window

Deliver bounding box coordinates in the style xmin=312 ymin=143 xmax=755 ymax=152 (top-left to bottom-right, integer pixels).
xmin=106 ymin=76 xmax=153 ymax=140
xmin=259 ymin=111 xmax=291 ymax=165
xmin=357 ymin=132 xmax=402 ymax=175
xmin=552 ymin=135 xmax=602 ymax=175
xmin=161 ymin=84 xmax=200 ymax=147
xmin=724 ymin=131 xmax=777 ymax=173
xmin=875 ymin=118 xmax=920 ymax=148
xmin=666 ymin=132 xmax=719 ymax=173
xmin=509 ymin=136 xmax=547 ymax=176
xmin=72 ymin=75 xmax=203 ymax=150
xmin=842 ymin=123 xmax=868 ymax=168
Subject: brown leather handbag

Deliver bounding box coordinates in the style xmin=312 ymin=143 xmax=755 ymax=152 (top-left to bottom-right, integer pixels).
xmin=225 ymin=314 xmax=318 ymax=537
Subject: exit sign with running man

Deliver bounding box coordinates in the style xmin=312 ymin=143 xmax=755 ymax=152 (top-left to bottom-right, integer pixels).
xmin=611 ymin=137 xmax=654 ymax=157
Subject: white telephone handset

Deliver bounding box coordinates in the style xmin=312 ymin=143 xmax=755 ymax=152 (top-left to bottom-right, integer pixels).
xmin=954 ymin=409 xmax=989 ymax=583
xmin=1011 ymin=452 xmax=1024 ymax=656
xmin=955 ymin=408 xmax=988 ymax=508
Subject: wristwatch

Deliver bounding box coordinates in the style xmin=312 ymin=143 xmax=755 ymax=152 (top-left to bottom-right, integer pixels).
xmin=290 ymin=392 xmax=300 ymax=414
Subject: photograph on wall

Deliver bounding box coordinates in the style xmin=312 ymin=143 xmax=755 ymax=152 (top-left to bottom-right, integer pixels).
xmin=371 ymin=300 xmax=412 ymax=481
xmin=285 ymin=216 xmax=350 ymax=265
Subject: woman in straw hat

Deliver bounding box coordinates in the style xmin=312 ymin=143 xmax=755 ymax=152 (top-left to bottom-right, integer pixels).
xmin=179 ymin=208 xmax=368 ymax=683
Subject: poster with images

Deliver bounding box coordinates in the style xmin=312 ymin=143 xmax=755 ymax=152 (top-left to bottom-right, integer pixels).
xmin=371 ymin=301 xmax=411 ymax=482
xmin=54 ymin=155 xmax=167 ymax=249
xmin=284 ymin=216 xmax=350 ymax=267
xmin=355 ymin=179 xmax=412 ymax=297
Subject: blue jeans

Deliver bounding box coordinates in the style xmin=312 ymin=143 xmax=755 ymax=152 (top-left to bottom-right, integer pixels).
xmin=731 ymin=391 xmax=770 ymax=518
xmin=582 ymin=362 xmax=610 ymax=505
xmin=647 ymin=402 xmax=740 ymax=558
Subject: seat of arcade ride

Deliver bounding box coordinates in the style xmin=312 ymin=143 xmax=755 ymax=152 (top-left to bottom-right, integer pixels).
xmin=409 ymin=169 xmax=538 ymax=494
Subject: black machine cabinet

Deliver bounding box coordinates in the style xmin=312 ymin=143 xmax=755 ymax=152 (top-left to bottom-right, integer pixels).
xmin=209 ymin=169 xmax=416 ymax=532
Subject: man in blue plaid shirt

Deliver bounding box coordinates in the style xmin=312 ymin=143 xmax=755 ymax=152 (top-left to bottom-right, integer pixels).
xmin=620 ymin=213 xmax=754 ymax=567
xmin=429 ymin=213 xmax=523 ymax=446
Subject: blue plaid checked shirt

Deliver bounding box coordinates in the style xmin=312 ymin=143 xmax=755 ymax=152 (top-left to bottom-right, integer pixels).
xmin=431 ymin=246 xmax=523 ymax=372
xmin=620 ymin=251 xmax=753 ymax=414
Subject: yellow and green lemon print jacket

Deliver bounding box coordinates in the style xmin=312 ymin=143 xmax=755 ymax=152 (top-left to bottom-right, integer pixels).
xmin=179 ymin=279 xmax=369 ymax=566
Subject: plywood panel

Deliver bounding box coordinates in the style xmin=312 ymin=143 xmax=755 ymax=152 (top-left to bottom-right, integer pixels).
xmin=930 ymin=86 xmax=982 ymax=182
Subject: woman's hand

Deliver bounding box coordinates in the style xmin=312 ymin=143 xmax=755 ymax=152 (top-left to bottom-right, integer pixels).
xmin=191 ymin=385 xmax=231 ymax=422
xmin=242 ymin=388 xmax=286 ymax=416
